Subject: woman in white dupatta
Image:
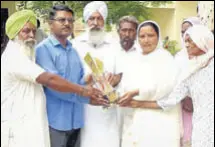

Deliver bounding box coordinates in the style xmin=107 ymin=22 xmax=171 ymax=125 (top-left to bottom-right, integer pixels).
xmin=119 ymin=21 xmax=181 ymax=147
xmin=174 ymin=16 xmax=202 ymax=147
xmin=121 ymin=25 xmax=214 ymax=147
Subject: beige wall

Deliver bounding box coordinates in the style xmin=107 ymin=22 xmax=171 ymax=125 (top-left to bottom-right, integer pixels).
xmin=174 ymin=1 xmax=198 ymax=48
xmin=1 ymin=1 xmax=16 ymax=16
xmin=148 ymin=1 xmax=198 ymax=49
xmin=149 ymin=8 xmax=175 ymax=41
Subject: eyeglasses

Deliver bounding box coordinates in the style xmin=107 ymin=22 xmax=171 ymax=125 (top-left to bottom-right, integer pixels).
xmin=52 ymin=18 xmax=75 ymax=24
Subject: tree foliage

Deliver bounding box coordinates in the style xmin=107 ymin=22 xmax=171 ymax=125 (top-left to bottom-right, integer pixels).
xmin=16 ymin=1 xmax=171 ymax=21
xmin=16 ymin=1 xmax=171 ymax=31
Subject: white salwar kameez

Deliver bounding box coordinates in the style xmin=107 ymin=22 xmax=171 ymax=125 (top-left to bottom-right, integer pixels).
xmin=158 ymin=58 xmax=214 ymax=147
xmin=121 ymin=49 xmax=181 ymax=147
xmin=1 ymin=41 xmax=50 ymax=147
xmin=73 ymin=33 xmax=120 ymax=147
xmin=158 ymin=25 xmax=214 ymax=147
xmin=120 ymin=21 xmax=181 ymax=147
xmin=114 ymin=44 xmax=141 ymax=143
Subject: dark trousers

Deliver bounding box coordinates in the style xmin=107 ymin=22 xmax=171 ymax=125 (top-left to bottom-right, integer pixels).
xmin=49 ymin=126 xmax=80 ymax=147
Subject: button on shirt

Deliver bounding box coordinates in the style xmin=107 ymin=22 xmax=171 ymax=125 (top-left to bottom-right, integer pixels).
xmin=36 ymin=35 xmax=89 ymax=131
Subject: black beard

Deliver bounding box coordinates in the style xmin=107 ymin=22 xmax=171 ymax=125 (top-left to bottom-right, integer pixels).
xmin=120 ymin=39 xmax=134 ymax=49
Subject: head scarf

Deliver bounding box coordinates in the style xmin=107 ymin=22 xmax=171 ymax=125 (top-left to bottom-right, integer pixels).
xmin=137 ymin=20 xmax=163 ymax=54
xmin=177 ymin=17 xmax=202 ymax=140
xmin=175 ymin=17 xmax=202 ymax=79
xmin=181 ymin=25 xmax=214 ymax=80
xmin=5 ymin=10 xmax=37 ymax=40
xmin=83 ymin=1 xmax=108 ymax=22
xmin=183 ymin=17 xmax=201 ymax=26
xmin=181 ymin=17 xmax=202 ymax=47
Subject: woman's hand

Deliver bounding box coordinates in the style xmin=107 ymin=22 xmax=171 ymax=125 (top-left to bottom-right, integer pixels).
xmin=117 ymin=89 xmax=139 ymax=106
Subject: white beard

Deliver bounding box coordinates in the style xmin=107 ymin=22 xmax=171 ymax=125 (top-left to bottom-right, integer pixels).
xmin=87 ymin=28 xmax=105 ymax=47
xmin=14 ymin=36 xmax=36 ymax=61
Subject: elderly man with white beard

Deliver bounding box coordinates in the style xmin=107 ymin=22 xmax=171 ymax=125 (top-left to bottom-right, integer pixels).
xmin=73 ymin=1 xmax=122 ymax=147
xmin=1 ymin=10 xmax=105 ymax=147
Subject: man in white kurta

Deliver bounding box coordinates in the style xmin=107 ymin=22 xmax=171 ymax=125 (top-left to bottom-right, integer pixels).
xmin=114 ymin=16 xmax=140 ymax=75
xmin=1 ymin=10 xmax=50 ymax=147
xmin=113 ymin=16 xmax=140 ymax=143
xmin=72 ymin=1 xmax=120 ymax=147
xmin=1 ymin=9 xmax=106 ymax=147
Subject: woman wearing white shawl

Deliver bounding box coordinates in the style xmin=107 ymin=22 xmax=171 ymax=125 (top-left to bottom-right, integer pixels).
xmin=175 ymin=17 xmax=202 ymax=75
xmin=119 ymin=21 xmax=181 ymax=147
xmin=174 ymin=16 xmax=202 ymax=147
xmin=121 ymin=25 xmax=214 ymax=147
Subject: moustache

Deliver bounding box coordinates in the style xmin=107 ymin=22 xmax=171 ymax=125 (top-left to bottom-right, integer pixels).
xmin=62 ymin=26 xmax=71 ymax=30
xmin=121 ymin=38 xmax=134 ymax=43
xmin=121 ymin=38 xmax=134 ymax=47
xmin=24 ymin=38 xmax=36 ymax=43
xmin=89 ymin=25 xmax=102 ymax=31
xmin=24 ymin=38 xmax=37 ymax=47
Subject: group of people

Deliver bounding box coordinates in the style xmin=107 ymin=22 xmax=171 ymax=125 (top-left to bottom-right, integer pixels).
xmin=1 ymin=1 xmax=214 ymax=147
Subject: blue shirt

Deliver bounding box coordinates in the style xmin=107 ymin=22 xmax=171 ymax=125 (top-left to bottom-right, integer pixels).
xmin=36 ymin=35 xmax=89 ymax=131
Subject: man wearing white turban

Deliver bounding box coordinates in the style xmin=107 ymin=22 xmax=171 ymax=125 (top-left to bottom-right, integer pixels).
xmin=83 ymin=1 xmax=108 ymax=23
xmin=1 ymin=9 xmax=104 ymax=147
xmin=73 ymin=1 xmax=121 ymax=147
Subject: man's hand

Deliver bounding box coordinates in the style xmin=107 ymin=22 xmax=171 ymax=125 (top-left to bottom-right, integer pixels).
xmin=106 ymin=72 xmax=122 ymax=87
xmin=81 ymin=85 xmax=109 ymax=106
xmin=90 ymin=98 xmax=110 ymax=107
xmin=85 ymin=74 xmax=94 ymax=85
xmin=81 ymin=85 xmax=102 ymax=98
xmin=117 ymin=89 xmax=139 ymax=106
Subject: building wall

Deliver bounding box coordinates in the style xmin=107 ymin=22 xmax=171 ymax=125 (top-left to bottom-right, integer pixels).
xmin=174 ymin=1 xmax=198 ymax=48
xmin=148 ymin=8 xmax=175 ymax=41
xmin=1 ymin=1 xmax=16 ymax=16
xmin=149 ymin=1 xmax=198 ymax=49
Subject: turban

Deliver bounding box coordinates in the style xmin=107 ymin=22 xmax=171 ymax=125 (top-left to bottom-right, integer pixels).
xmin=83 ymin=1 xmax=108 ymax=22
xmin=6 ymin=10 xmax=37 ymax=40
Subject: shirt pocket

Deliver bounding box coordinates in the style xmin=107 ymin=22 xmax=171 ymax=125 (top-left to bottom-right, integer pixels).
xmin=55 ymin=53 xmax=67 ymax=76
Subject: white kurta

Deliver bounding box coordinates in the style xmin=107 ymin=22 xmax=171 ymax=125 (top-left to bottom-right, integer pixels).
xmin=158 ymin=58 xmax=214 ymax=147
xmin=121 ymin=49 xmax=181 ymax=147
xmin=73 ymin=33 xmax=120 ymax=147
xmin=114 ymin=44 xmax=141 ymax=141
xmin=115 ymin=44 xmax=140 ymax=75
xmin=1 ymin=41 xmax=50 ymax=147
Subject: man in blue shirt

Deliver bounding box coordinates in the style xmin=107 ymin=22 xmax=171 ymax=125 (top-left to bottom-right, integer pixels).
xmin=36 ymin=5 xmax=108 ymax=147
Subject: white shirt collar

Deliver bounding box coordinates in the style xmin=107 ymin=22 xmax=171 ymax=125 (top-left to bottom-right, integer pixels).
xmin=120 ymin=44 xmax=137 ymax=53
